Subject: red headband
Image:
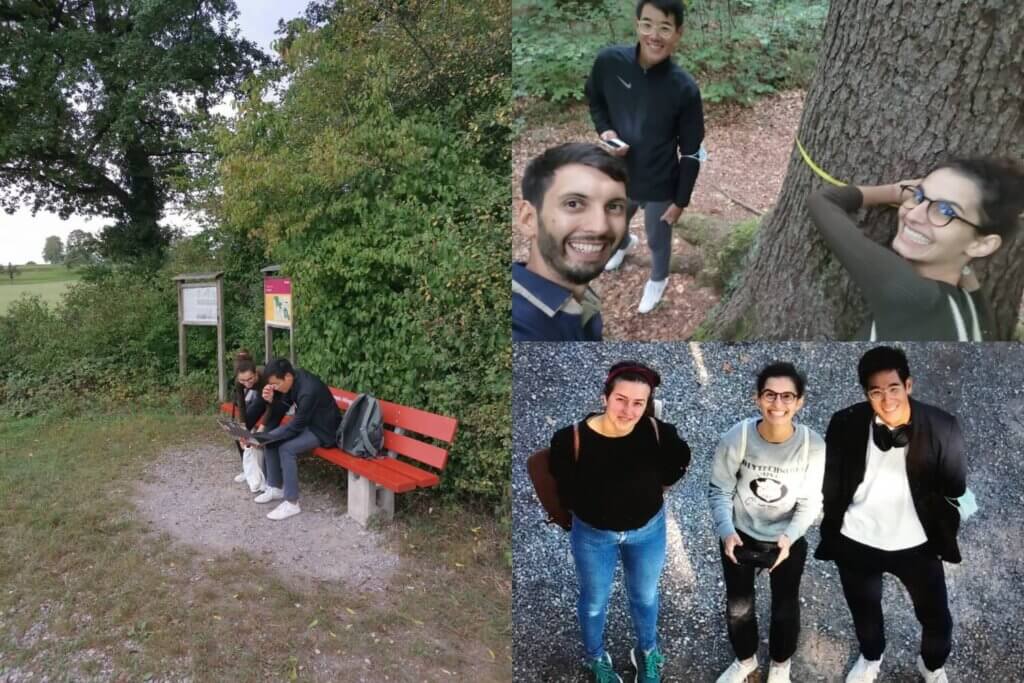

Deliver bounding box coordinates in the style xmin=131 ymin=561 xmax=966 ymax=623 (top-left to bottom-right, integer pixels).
xmin=606 ymin=365 xmax=659 ymax=389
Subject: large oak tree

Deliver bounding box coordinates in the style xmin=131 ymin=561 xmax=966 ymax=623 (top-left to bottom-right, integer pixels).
xmin=0 ymin=0 xmax=264 ymax=263
xmin=706 ymin=0 xmax=1024 ymax=339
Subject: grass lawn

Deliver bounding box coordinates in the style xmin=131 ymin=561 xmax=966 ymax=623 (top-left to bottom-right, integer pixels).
xmin=0 ymin=412 xmax=511 ymax=681
xmin=0 ymin=264 xmax=81 ymax=313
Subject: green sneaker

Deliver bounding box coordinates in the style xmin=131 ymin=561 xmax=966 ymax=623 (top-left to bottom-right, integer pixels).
xmin=588 ymin=652 xmax=623 ymax=683
xmin=630 ymin=646 xmax=665 ymax=683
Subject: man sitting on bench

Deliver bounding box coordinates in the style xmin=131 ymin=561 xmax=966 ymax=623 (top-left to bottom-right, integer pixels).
xmin=251 ymin=358 xmax=342 ymax=521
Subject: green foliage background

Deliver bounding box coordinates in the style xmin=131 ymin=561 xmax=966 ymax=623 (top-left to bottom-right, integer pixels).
xmin=514 ymin=0 xmax=827 ymax=105
xmin=0 ymin=1 xmax=511 ymax=507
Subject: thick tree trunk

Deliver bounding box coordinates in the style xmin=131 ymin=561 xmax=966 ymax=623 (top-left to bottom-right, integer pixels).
xmin=707 ymin=0 xmax=1024 ymax=340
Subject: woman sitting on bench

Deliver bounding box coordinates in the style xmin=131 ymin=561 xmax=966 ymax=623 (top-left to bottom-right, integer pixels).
xmin=807 ymin=157 xmax=1024 ymax=340
xmin=231 ymin=350 xmax=270 ymax=485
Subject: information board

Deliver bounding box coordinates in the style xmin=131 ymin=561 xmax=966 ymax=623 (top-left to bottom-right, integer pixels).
xmin=182 ymin=285 xmax=219 ymax=325
xmin=264 ymin=277 xmax=293 ymax=329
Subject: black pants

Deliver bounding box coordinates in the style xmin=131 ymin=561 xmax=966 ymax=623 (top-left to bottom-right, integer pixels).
xmin=719 ymin=530 xmax=808 ymax=663
xmin=835 ymin=535 xmax=952 ymax=671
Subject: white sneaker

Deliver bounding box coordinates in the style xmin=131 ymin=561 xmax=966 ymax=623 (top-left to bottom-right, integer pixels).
xmin=716 ymin=656 xmax=758 ymax=683
xmin=253 ymin=487 xmax=284 ymax=504
xmin=267 ymin=500 xmax=301 ymax=521
xmin=916 ymin=655 xmax=949 ymax=683
xmin=604 ymin=233 xmax=636 ymax=271
xmin=233 ymin=472 xmax=247 ymax=483
xmin=845 ymin=654 xmax=882 ymax=683
xmin=638 ymin=278 xmax=668 ymax=313
xmin=767 ymin=658 xmax=792 ymax=683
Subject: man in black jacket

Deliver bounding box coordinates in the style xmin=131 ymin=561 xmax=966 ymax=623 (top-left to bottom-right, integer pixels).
xmin=817 ymin=346 xmax=965 ymax=683
xmin=585 ymin=0 xmax=704 ymax=314
xmin=252 ymin=358 xmax=342 ymax=521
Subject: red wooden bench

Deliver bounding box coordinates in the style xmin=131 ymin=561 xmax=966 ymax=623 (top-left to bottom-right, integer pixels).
xmin=220 ymin=387 xmax=457 ymax=526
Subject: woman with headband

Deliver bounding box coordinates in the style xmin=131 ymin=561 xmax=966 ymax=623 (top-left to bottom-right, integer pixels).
xmin=708 ymin=362 xmax=826 ymax=683
xmin=807 ymin=157 xmax=1024 ymax=340
xmin=548 ymin=361 xmax=691 ymax=683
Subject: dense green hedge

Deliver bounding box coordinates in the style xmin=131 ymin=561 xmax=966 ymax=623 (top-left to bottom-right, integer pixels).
xmin=0 ymin=1 xmax=511 ymax=508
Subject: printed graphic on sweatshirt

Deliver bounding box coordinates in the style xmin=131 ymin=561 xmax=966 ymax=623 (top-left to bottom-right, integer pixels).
xmin=750 ymin=477 xmax=788 ymax=504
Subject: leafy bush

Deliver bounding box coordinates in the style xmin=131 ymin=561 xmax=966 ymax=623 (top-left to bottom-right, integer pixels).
xmin=514 ymin=0 xmax=828 ymax=105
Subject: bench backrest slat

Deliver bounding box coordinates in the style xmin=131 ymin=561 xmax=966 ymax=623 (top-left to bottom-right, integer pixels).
xmin=383 ymin=430 xmax=449 ymax=470
xmin=329 ymin=388 xmax=457 ymax=443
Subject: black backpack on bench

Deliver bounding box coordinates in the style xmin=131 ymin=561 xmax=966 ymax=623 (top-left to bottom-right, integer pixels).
xmin=337 ymin=393 xmax=384 ymax=458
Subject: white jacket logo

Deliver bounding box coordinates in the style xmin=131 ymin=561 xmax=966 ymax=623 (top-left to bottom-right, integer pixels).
xmin=617 ymin=76 xmax=632 ymax=89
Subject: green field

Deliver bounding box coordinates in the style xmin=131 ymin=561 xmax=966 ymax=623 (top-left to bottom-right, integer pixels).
xmin=0 ymin=264 xmax=81 ymax=313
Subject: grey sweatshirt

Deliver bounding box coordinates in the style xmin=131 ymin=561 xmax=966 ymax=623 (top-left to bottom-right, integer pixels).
xmin=708 ymin=418 xmax=826 ymax=542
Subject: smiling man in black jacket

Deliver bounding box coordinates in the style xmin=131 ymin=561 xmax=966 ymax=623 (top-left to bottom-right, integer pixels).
xmin=252 ymin=358 xmax=342 ymax=521
xmin=585 ymin=0 xmax=704 ymax=315
xmin=817 ymin=347 xmax=965 ymax=683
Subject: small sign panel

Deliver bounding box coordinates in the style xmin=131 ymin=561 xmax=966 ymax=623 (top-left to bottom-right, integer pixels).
xmin=264 ymin=277 xmax=293 ymax=328
xmin=182 ymin=285 xmax=219 ymax=325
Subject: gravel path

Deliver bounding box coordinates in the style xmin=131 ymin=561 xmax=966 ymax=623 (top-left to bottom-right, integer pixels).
xmin=512 ymin=342 xmax=1024 ymax=682
xmin=133 ymin=443 xmax=399 ymax=590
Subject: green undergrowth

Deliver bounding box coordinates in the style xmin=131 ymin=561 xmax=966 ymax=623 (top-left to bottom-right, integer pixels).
xmin=0 ymin=412 xmax=511 ymax=681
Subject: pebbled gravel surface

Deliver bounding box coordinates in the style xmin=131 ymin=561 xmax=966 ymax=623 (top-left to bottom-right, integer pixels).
xmin=512 ymin=342 xmax=1024 ymax=682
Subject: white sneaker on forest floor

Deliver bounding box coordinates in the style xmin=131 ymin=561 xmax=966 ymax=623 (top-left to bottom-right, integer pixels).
xmin=233 ymin=472 xmax=247 ymax=483
xmin=638 ymin=278 xmax=668 ymax=313
xmin=716 ymin=656 xmax=758 ymax=683
xmin=254 ymin=487 xmax=284 ymax=504
xmin=604 ymin=233 xmax=637 ymax=271
xmin=267 ymin=500 xmax=301 ymax=521
xmin=916 ymin=655 xmax=948 ymax=683
xmin=767 ymin=658 xmax=792 ymax=683
xmin=845 ymin=654 xmax=882 ymax=683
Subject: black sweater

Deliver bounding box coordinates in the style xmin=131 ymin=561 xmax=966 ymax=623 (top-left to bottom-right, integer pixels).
xmin=549 ymin=415 xmax=691 ymax=531
xmin=263 ymin=368 xmax=342 ymax=447
xmin=586 ymin=44 xmax=704 ymax=206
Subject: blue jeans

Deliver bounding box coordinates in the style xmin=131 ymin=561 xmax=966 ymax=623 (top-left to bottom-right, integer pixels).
xmin=570 ymin=506 xmax=667 ymax=661
xmin=263 ymin=429 xmax=320 ymax=502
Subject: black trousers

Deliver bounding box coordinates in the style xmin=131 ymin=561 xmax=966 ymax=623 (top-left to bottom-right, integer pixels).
xmin=834 ymin=535 xmax=952 ymax=671
xmin=719 ymin=529 xmax=808 ymax=663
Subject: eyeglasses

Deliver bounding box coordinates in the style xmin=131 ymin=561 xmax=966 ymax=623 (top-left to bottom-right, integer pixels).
xmin=238 ymin=375 xmax=257 ymax=386
xmin=760 ymin=390 xmax=798 ymax=405
xmin=637 ymin=20 xmax=677 ymax=40
xmin=866 ymin=385 xmax=905 ymax=401
xmin=899 ymin=184 xmax=981 ymax=230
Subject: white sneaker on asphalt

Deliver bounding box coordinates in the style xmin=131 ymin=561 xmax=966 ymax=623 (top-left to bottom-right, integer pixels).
xmin=233 ymin=472 xmax=247 ymax=483
xmin=845 ymin=654 xmax=882 ymax=683
xmin=716 ymin=656 xmax=758 ymax=683
xmin=916 ymin=655 xmax=948 ymax=683
xmin=767 ymin=658 xmax=792 ymax=683
xmin=603 ymin=233 xmax=637 ymax=271
xmin=267 ymin=500 xmax=301 ymax=521
xmin=638 ymin=278 xmax=668 ymax=313
xmin=253 ymin=487 xmax=284 ymax=504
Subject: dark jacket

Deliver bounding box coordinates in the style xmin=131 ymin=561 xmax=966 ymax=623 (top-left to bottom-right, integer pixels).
xmin=585 ymin=44 xmax=704 ymax=206
xmin=263 ymin=368 xmax=342 ymax=447
xmin=816 ymin=398 xmax=967 ymax=564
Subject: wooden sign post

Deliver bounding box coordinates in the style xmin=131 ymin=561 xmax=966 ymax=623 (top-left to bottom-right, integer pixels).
xmin=172 ymin=272 xmax=226 ymax=402
xmin=261 ymin=264 xmax=295 ymax=364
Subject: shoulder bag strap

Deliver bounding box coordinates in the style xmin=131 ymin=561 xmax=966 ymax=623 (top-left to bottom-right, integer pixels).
xmin=961 ymin=289 xmax=982 ymax=341
xmin=649 ymin=416 xmax=661 ymax=445
xmin=573 ymin=422 xmax=580 ymax=462
xmin=946 ymin=293 xmax=969 ymax=342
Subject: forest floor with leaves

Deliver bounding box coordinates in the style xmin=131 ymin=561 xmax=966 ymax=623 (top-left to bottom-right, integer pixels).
xmin=0 ymin=414 xmax=510 ymax=682
xmin=513 ymin=91 xmax=803 ymax=340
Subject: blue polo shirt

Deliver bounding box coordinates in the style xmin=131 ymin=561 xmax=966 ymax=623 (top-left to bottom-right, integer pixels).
xmin=512 ymin=263 xmax=603 ymax=342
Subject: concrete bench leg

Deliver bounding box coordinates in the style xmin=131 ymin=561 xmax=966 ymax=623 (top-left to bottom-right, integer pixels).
xmin=347 ymin=471 xmax=394 ymax=527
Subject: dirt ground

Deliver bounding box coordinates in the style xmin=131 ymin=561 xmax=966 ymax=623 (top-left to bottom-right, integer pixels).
xmin=513 ymin=91 xmax=803 ymax=339
xmin=133 ymin=444 xmax=399 ymax=591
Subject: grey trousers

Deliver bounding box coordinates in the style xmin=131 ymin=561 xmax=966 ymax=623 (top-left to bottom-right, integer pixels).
xmin=611 ymin=199 xmax=674 ymax=281
xmin=264 ymin=429 xmax=321 ymax=502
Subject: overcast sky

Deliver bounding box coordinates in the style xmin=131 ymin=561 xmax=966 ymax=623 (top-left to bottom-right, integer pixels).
xmin=0 ymin=0 xmax=310 ymax=265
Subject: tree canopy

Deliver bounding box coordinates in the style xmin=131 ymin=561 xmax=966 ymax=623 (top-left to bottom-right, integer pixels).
xmin=0 ymin=0 xmax=266 ymax=263
xmin=42 ymin=235 xmax=63 ymax=263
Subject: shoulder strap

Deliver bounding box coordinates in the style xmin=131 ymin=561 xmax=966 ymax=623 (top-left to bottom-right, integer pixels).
xmin=961 ymin=289 xmax=982 ymax=341
xmin=573 ymin=422 xmax=580 ymax=462
xmin=740 ymin=418 xmax=748 ymax=461
xmin=802 ymin=424 xmax=810 ymax=462
xmin=946 ymin=294 xmax=969 ymax=342
xmin=869 ymin=320 xmax=878 ymax=342
xmin=649 ymin=416 xmax=660 ymax=445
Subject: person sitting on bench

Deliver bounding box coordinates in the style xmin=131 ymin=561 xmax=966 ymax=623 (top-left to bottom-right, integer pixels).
xmin=251 ymin=358 xmax=342 ymax=521
xmin=231 ymin=350 xmax=271 ymax=485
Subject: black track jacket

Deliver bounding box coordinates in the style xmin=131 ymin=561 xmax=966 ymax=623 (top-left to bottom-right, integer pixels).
xmin=585 ymin=44 xmax=704 ymax=207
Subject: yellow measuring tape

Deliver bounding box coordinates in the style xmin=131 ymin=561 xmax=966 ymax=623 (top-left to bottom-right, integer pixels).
xmin=796 ymin=139 xmax=847 ymax=187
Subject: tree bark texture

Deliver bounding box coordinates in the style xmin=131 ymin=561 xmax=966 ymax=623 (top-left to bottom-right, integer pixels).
xmin=708 ymin=0 xmax=1024 ymax=340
